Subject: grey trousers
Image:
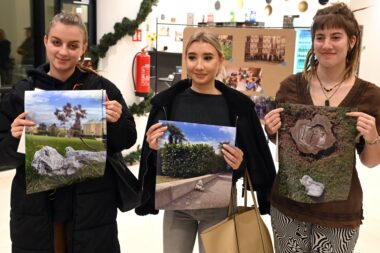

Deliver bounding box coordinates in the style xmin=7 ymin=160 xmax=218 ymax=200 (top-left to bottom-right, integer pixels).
xmin=163 ymin=207 xmax=228 ymax=253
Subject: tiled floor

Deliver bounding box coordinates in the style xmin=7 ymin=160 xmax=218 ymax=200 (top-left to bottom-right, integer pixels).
xmin=1 ymin=159 xmax=379 ymax=252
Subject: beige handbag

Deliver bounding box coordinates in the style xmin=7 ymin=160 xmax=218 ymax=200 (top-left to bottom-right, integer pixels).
xmin=200 ymin=170 xmax=274 ymax=253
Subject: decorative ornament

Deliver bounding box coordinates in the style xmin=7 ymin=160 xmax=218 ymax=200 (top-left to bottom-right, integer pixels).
xmin=298 ymin=1 xmax=309 ymax=12
xmin=319 ymin=0 xmax=329 ymax=5
xmin=215 ymin=0 xmax=221 ymax=11
xmin=265 ymin=4 xmax=273 ymax=16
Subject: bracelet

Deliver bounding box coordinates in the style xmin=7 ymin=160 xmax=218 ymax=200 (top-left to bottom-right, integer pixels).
xmin=365 ymin=135 xmax=380 ymax=145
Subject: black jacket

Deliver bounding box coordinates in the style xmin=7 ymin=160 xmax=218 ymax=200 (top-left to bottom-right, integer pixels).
xmin=0 ymin=64 xmax=137 ymax=253
xmin=135 ymin=79 xmax=276 ymax=215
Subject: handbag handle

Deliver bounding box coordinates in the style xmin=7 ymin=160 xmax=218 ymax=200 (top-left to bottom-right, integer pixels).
xmin=227 ymin=184 xmax=237 ymax=216
xmin=244 ymin=169 xmax=269 ymax=253
xmin=243 ymin=170 xmax=259 ymax=210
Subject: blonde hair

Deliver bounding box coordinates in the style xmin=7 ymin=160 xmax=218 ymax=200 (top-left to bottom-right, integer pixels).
xmin=303 ymin=3 xmax=361 ymax=82
xmin=185 ymin=31 xmax=224 ymax=76
xmin=46 ymin=12 xmax=96 ymax=73
xmin=46 ymin=12 xmax=88 ymax=44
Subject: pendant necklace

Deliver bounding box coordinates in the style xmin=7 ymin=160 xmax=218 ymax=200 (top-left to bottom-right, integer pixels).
xmin=316 ymin=72 xmax=344 ymax=93
xmin=316 ymin=73 xmax=344 ymax=106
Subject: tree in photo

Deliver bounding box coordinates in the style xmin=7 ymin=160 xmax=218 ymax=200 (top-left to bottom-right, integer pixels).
xmin=165 ymin=123 xmax=187 ymax=144
xmin=54 ymin=103 xmax=87 ymax=137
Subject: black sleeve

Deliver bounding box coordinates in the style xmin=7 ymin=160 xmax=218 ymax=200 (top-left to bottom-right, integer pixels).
xmin=0 ymin=89 xmax=26 ymax=170
xmin=135 ymin=106 xmax=165 ymax=216
xmin=100 ymin=77 xmax=137 ymax=153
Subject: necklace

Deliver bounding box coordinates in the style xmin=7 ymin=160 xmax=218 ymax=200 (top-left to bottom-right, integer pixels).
xmin=316 ymin=74 xmax=344 ymax=106
xmin=316 ymin=72 xmax=344 ymax=93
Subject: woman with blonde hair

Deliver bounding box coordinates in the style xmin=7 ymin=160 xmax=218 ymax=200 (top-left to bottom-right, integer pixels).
xmin=136 ymin=30 xmax=276 ymax=253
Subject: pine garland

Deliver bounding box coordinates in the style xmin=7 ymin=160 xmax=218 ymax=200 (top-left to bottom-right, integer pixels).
xmin=87 ymin=0 xmax=159 ymax=67
xmin=86 ymin=1 xmax=158 ymax=164
xmin=129 ymin=91 xmax=153 ymax=116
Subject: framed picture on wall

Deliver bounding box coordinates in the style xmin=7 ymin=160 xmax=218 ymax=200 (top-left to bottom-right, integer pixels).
xmin=158 ymin=26 xmax=170 ymax=36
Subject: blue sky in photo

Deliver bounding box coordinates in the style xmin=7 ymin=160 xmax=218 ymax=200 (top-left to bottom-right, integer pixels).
xmin=25 ymin=90 xmax=106 ymax=127
xmin=158 ymin=120 xmax=236 ymax=153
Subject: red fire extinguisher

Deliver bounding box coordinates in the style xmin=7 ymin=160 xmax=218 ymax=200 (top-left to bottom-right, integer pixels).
xmin=132 ymin=46 xmax=150 ymax=97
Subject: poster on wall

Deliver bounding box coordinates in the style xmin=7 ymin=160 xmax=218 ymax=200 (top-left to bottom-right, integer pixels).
xmin=183 ymin=27 xmax=296 ymax=97
xmin=155 ymin=120 xmax=236 ymax=210
xmin=218 ymin=34 xmax=233 ymax=61
xmin=158 ymin=26 xmax=170 ymax=36
xmin=175 ymin=31 xmax=183 ymax=41
xmin=277 ymin=103 xmax=357 ymax=204
xmin=223 ymin=66 xmax=263 ymax=95
xmin=293 ymin=29 xmax=312 ymax=74
xmin=244 ymin=34 xmax=286 ymax=63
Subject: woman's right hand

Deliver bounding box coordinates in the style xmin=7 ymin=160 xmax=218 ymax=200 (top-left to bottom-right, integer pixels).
xmin=264 ymin=108 xmax=284 ymax=136
xmin=10 ymin=112 xmax=35 ymax=139
xmin=146 ymin=122 xmax=168 ymax=150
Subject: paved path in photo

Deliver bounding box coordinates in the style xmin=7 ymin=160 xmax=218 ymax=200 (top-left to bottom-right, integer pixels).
xmin=163 ymin=175 xmax=231 ymax=210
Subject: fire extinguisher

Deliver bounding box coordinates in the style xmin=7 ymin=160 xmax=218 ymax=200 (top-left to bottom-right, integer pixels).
xmin=132 ymin=46 xmax=150 ymax=97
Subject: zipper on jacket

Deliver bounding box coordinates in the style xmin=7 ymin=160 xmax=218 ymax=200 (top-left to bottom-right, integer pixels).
xmin=234 ymin=115 xmax=239 ymax=146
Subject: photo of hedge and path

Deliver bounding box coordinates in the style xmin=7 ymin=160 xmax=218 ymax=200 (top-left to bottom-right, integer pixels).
xmin=24 ymin=90 xmax=107 ymax=194
xmin=155 ymin=120 xmax=236 ymax=210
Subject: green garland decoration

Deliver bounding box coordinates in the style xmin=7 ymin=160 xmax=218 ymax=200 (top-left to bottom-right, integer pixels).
xmin=87 ymin=0 xmax=159 ymax=68
xmin=123 ymin=145 xmax=142 ymax=165
xmin=129 ymin=91 xmax=153 ymax=116
xmin=86 ymin=0 xmax=159 ymax=164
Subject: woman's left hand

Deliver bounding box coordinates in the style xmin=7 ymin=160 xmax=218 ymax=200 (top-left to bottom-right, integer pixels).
xmin=222 ymin=144 xmax=244 ymax=170
xmin=105 ymin=97 xmax=122 ymax=123
xmin=347 ymin=111 xmax=379 ymax=143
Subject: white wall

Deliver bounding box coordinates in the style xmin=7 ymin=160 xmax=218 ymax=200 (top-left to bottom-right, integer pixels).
xmin=97 ymin=0 xmax=152 ymax=153
xmin=96 ymin=0 xmax=147 ymax=107
xmin=147 ymin=0 xmax=350 ymax=53
xmin=351 ymin=0 xmax=379 ymax=85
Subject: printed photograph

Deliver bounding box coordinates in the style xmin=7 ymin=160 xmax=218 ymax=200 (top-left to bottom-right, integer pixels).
xmin=158 ymin=26 xmax=170 ymax=36
xmin=155 ymin=120 xmax=236 ymax=210
xmin=223 ymin=66 xmax=263 ymax=95
xmin=251 ymin=96 xmax=276 ymax=123
xmin=278 ymin=103 xmax=357 ymax=203
xmin=244 ymin=34 xmax=286 ymax=63
xmin=175 ymin=31 xmax=183 ymax=42
xmin=24 ymin=90 xmax=107 ymax=194
xmin=218 ymin=34 xmax=233 ymax=61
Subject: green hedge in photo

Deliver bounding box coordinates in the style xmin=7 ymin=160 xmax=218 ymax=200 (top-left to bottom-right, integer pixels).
xmin=160 ymin=143 xmax=226 ymax=178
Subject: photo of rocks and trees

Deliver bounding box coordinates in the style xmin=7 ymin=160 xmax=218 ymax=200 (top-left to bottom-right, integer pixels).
xmin=278 ymin=103 xmax=357 ymax=204
xmin=155 ymin=120 xmax=236 ymax=210
xmin=24 ymin=90 xmax=107 ymax=194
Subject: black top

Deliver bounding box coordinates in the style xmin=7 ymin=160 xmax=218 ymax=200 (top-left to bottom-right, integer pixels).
xmin=171 ymin=88 xmax=230 ymax=126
